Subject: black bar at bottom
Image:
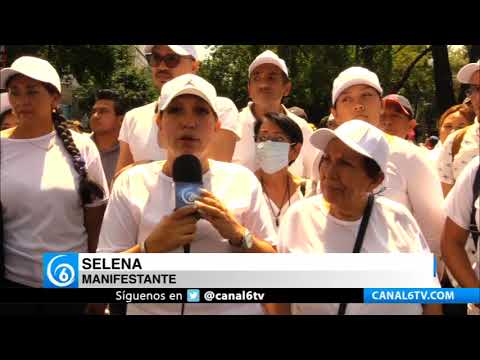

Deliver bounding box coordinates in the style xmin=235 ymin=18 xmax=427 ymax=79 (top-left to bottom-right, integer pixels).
xmin=0 ymin=288 xmax=364 ymax=303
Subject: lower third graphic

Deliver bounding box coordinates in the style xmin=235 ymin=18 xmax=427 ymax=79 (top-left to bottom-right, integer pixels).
xmin=43 ymin=253 xmax=79 ymax=288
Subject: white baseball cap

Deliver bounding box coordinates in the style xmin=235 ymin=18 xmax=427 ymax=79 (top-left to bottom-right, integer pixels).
xmin=248 ymin=50 xmax=289 ymax=78
xmin=0 ymin=56 xmax=62 ymax=94
xmin=383 ymin=94 xmax=414 ymax=118
xmin=457 ymin=60 xmax=480 ymax=84
xmin=143 ymin=45 xmax=198 ymax=60
xmin=0 ymin=92 xmax=12 ymax=116
xmin=332 ymin=66 xmax=383 ymax=105
xmin=310 ymin=119 xmax=390 ymax=174
xmin=157 ymin=74 xmax=218 ymax=115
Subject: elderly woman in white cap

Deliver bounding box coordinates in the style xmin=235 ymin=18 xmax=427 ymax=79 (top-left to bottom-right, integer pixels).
xmin=268 ymin=120 xmax=441 ymax=315
xmin=0 ymin=92 xmax=19 ymax=130
xmin=0 ymin=56 xmax=108 ymax=314
xmin=311 ymin=66 xmax=445 ymax=270
xmin=97 ymin=74 xmax=276 ymax=315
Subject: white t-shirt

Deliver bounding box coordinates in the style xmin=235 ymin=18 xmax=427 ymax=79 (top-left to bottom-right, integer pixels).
xmin=380 ymin=135 xmax=445 ymax=256
xmin=310 ymin=134 xmax=445 ymax=257
xmin=427 ymin=142 xmax=443 ymax=170
xmin=97 ymin=160 xmax=277 ymax=315
xmin=278 ymin=195 xmax=433 ymax=315
xmin=444 ymin=155 xmax=479 ymax=280
xmin=262 ymin=179 xmax=317 ymax=232
xmin=119 ymin=97 xmax=241 ymax=162
xmin=437 ymin=117 xmax=479 ymax=185
xmin=232 ymin=103 xmax=319 ymax=178
xmin=1 ymin=130 xmax=109 ymax=287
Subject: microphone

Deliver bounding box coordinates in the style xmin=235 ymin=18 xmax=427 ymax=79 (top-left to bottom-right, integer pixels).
xmin=172 ymin=154 xmax=203 ymax=253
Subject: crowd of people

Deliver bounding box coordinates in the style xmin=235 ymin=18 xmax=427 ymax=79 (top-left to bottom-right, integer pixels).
xmin=0 ymin=46 xmax=478 ymax=315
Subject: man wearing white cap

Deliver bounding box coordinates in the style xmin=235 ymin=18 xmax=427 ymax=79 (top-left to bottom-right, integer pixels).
xmin=313 ymin=66 xmax=445 ymax=261
xmin=232 ymin=50 xmax=317 ymax=178
xmin=115 ymin=45 xmax=241 ymax=175
xmin=380 ymin=94 xmax=416 ymax=140
xmin=437 ymin=59 xmax=480 ymax=197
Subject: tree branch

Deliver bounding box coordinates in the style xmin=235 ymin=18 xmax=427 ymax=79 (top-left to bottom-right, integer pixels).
xmin=390 ymin=45 xmax=433 ymax=94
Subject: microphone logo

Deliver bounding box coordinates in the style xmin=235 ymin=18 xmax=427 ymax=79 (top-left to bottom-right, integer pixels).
xmin=176 ymin=182 xmax=201 ymax=208
xmin=180 ymin=185 xmax=199 ymax=205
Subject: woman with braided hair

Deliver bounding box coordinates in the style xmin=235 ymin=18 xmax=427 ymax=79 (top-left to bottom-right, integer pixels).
xmin=0 ymin=56 xmax=108 ymax=315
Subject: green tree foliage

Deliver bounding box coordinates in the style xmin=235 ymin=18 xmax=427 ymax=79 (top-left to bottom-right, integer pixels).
xmin=200 ymin=45 xmax=471 ymax=138
xmin=4 ymin=45 xmax=157 ymax=119
xmin=73 ymin=46 xmax=157 ymax=118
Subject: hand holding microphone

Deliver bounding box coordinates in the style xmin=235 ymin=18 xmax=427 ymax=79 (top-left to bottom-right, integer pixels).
xmin=143 ymin=155 xmax=203 ymax=253
xmin=194 ymin=189 xmax=246 ymax=246
xmin=143 ymin=205 xmax=200 ymax=253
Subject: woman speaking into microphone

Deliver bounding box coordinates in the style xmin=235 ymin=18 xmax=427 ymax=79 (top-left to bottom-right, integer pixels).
xmin=97 ymin=74 xmax=276 ymax=315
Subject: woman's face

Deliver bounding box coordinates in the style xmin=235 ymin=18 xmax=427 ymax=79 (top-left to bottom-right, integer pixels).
xmin=7 ymin=75 xmax=59 ymax=123
xmin=158 ymin=94 xmax=218 ymax=162
xmin=439 ymin=111 xmax=470 ymax=143
xmin=256 ymin=118 xmax=301 ymax=165
xmin=319 ymin=138 xmax=380 ymax=208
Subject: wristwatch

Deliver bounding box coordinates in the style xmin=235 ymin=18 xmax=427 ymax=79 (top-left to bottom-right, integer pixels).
xmin=240 ymin=229 xmax=254 ymax=250
xmin=139 ymin=240 xmax=149 ymax=253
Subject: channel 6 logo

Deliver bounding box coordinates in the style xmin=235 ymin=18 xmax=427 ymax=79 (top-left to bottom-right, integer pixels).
xmin=43 ymin=253 xmax=79 ymax=288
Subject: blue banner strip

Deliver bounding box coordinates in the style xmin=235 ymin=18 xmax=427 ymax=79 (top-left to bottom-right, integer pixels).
xmin=364 ymin=288 xmax=480 ymax=304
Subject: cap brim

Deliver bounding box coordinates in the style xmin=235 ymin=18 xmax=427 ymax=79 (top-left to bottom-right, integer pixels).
xmin=0 ymin=68 xmax=21 ymax=89
xmin=457 ymin=63 xmax=480 ymax=83
xmin=0 ymin=67 xmax=61 ymax=93
xmin=384 ymin=98 xmax=412 ymax=117
xmin=143 ymin=45 xmax=197 ymax=59
xmin=159 ymin=88 xmax=217 ymax=115
xmin=248 ymin=58 xmax=288 ymax=77
xmin=310 ymin=127 xmax=376 ymax=164
xmin=333 ymin=79 xmax=383 ymax=105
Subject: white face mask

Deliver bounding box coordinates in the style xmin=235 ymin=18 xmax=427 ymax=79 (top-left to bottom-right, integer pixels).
xmin=255 ymin=141 xmax=290 ymax=174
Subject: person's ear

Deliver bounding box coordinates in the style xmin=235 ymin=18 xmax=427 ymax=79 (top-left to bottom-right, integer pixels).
xmin=51 ymin=93 xmax=61 ymax=111
xmin=248 ymin=80 xmax=253 ymax=100
xmin=156 ymin=112 xmax=163 ymax=131
xmin=289 ymin=142 xmax=301 ymax=163
xmin=283 ymin=81 xmax=292 ymax=97
xmin=192 ymin=60 xmax=200 ymax=74
xmin=368 ymin=172 xmax=385 ymax=193
xmin=331 ymin=106 xmax=337 ymax=120
xmin=379 ymin=98 xmax=385 ymax=116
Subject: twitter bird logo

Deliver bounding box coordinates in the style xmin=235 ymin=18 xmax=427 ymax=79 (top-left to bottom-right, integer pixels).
xmin=187 ymin=289 xmax=200 ymax=302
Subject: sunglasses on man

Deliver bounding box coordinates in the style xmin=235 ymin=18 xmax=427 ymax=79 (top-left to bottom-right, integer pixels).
xmin=145 ymin=53 xmax=187 ymax=68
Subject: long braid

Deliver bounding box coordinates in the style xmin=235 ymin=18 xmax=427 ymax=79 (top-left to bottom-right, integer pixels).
xmin=52 ymin=113 xmax=104 ymax=205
